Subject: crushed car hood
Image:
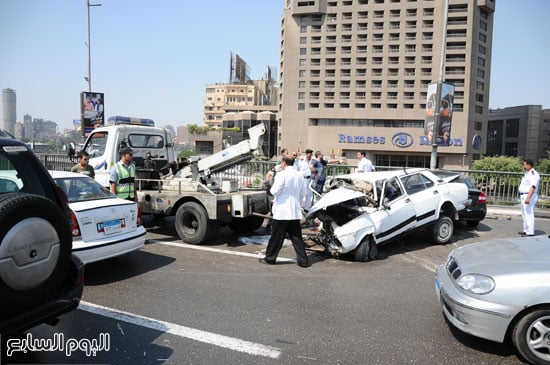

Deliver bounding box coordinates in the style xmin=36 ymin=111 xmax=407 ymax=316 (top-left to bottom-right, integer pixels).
xmin=306 ymin=187 xmax=366 ymax=218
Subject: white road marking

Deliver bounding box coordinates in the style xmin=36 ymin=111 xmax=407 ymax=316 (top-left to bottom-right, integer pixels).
xmin=79 ymin=301 xmax=281 ymax=359
xmin=148 ymin=239 xmax=297 ymax=264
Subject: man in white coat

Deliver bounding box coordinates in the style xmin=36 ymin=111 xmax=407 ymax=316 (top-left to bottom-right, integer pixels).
xmin=261 ymin=156 xmax=310 ymax=267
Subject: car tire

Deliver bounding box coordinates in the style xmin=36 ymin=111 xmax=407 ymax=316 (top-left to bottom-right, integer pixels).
xmin=432 ymin=216 xmax=453 ymax=244
xmin=354 ymin=236 xmax=377 ymax=262
xmin=0 ymin=193 xmax=72 ymax=315
xmin=512 ymin=307 xmax=550 ymax=365
xmin=175 ymin=202 xmax=209 ymax=244
xmin=228 ymin=216 xmax=264 ymax=235
xmin=466 ymin=220 xmax=480 ymax=228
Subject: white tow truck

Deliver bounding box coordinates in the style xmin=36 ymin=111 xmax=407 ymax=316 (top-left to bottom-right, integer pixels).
xmin=75 ymin=117 xmax=269 ymax=244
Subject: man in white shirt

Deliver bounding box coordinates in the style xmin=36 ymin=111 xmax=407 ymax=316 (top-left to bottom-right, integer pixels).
xmin=298 ymin=149 xmax=314 ymax=211
xmin=357 ymin=151 xmax=375 ymax=172
xmin=518 ymin=159 xmax=540 ymax=236
xmin=261 ymin=156 xmax=309 ymax=267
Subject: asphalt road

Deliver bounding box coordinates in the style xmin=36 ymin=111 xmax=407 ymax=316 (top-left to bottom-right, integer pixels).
xmin=2 ymin=214 xmax=548 ymax=365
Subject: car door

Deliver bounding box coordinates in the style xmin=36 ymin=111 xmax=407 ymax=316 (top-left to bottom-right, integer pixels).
xmin=400 ymin=172 xmax=440 ymax=226
xmin=370 ymin=177 xmax=416 ymax=244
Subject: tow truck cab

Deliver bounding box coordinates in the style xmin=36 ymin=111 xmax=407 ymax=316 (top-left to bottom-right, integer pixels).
xmin=80 ymin=116 xmax=175 ymax=187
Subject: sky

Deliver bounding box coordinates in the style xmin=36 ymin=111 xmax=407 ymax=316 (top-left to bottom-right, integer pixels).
xmin=0 ymin=0 xmax=548 ymax=131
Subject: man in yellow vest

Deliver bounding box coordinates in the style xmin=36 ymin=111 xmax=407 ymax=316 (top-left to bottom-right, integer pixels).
xmin=110 ymin=146 xmax=137 ymax=201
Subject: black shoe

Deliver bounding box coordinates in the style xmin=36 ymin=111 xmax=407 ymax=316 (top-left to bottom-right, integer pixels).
xmin=518 ymin=231 xmax=526 ymax=236
xmin=259 ymin=258 xmax=275 ymax=265
xmin=297 ymin=261 xmax=310 ymax=268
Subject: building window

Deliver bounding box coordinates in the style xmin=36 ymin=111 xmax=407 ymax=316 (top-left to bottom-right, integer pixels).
xmin=298 ymin=103 xmax=305 ymax=110
xmin=476 ymin=93 xmax=484 ymax=102
xmin=299 ymin=81 xmax=306 ymax=88
xmin=475 ymin=105 xmax=483 ymax=114
xmin=480 ymin=20 xmax=487 ymax=31
xmin=479 ymin=33 xmax=486 ymax=43
xmin=478 ymin=57 xmax=485 ymax=66
xmin=299 ymin=70 xmax=306 ymax=77
xmin=504 ymin=142 xmax=518 ymax=157
xmin=299 ymin=59 xmax=306 ymax=66
xmin=474 ymin=122 xmax=482 ymax=131
xmin=477 ymin=69 xmax=485 ymax=78
xmin=300 ymin=26 xmax=307 ymax=33
xmin=298 ymin=92 xmax=305 ymax=100
xmin=300 ymin=48 xmax=307 ymax=55
xmin=300 ymin=37 xmax=307 ymax=44
xmin=505 ymin=119 xmax=519 ymax=138
xmin=477 ymin=81 xmax=484 ymax=91
xmin=479 ymin=45 xmax=486 ymax=55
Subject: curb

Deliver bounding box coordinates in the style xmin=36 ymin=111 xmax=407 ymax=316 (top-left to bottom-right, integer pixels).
xmin=486 ymin=206 xmax=550 ymax=219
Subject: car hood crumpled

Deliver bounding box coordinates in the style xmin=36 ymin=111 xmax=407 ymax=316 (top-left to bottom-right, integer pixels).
xmin=306 ymin=187 xmax=366 ymax=218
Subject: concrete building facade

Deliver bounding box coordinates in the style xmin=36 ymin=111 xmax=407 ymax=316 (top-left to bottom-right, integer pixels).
xmin=203 ymin=79 xmax=278 ymax=127
xmin=279 ymin=0 xmax=495 ymax=169
xmin=2 ymin=88 xmax=17 ymax=135
xmin=487 ymin=105 xmax=550 ymax=162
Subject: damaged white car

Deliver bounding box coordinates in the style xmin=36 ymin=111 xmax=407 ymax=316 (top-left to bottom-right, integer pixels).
xmin=306 ymin=169 xmax=471 ymax=262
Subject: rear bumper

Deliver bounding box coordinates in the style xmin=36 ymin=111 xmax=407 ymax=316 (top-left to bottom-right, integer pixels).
xmin=0 ymin=255 xmax=84 ymax=336
xmin=458 ymin=205 xmax=487 ymax=221
xmin=73 ymin=229 xmax=146 ymax=265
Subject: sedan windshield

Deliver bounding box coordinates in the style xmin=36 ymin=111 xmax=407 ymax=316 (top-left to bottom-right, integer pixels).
xmin=54 ymin=176 xmax=114 ymax=203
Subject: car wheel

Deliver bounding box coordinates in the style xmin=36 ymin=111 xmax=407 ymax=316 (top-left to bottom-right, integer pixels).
xmin=512 ymin=307 xmax=550 ymax=365
xmin=354 ymin=236 xmax=377 ymax=262
xmin=466 ymin=220 xmax=480 ymax=228
xmin=0 ymin=193 xmax=72 ymax=315
xmin=229 ymin=216 xmax=264 ymax=235
xmin=432 ymin=216 xmax=454 ymax=244
xmin=175 ymin=202 xmax=209 ymax=244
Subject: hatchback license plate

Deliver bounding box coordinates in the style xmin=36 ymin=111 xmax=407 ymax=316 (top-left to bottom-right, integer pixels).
xmin=101 ymin=219 xmax=121 ymax=235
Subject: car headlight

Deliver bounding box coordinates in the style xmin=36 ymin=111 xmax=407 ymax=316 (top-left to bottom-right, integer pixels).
xmin=457 ymin=274 xmax=495 ymax=294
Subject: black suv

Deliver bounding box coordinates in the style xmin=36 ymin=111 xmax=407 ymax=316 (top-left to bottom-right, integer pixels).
xmin=0 ymin=134 xmax=84 ymax=337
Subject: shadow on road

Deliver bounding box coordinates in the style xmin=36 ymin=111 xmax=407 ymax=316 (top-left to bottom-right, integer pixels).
xmin=84 ymin=250 xmax=176 ymax=286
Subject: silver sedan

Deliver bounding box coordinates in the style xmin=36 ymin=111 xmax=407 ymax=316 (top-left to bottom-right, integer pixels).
xmin=435 ymin=235 xmax=550 ymax=365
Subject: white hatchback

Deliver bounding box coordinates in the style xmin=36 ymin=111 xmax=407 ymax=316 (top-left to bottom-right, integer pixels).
xmin=49 ymin=171 xmax=146 ymax=264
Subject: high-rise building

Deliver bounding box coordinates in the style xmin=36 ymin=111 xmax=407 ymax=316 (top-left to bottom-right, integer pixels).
xmin=487 ymin=105 xmax=550 ymax=162
xmin=2 ymin=88 xmax=17 ymax=135
xmin=279 ymin=0 xmax=495 ymax=169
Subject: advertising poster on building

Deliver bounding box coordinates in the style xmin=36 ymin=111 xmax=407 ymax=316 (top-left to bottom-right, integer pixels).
xmin=423 ymin=82 xmax=454 ymax=146
xmin=80 ymin=91 xmax=104 ymax=136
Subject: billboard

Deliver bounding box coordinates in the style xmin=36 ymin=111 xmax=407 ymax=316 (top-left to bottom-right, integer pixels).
xmin=80 ymin=91 xmax=104 ymax=136
xmin=423 ymin=82 xmax=454 ymax=146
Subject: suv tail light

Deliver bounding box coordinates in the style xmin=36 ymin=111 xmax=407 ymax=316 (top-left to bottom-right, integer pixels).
xmin=478 ymin=191 xmax=487 ymax=203
xmin=71 ymin=212 xmax=82 ymax=239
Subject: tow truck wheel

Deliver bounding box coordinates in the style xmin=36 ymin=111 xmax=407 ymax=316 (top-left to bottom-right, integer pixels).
xmin=229 ymin=216 xmax=264 ymax=234
xmin=432 ymin=216 xmax=453 ymax=244
xmin=175 ymin=202 xmax=209 ymax=244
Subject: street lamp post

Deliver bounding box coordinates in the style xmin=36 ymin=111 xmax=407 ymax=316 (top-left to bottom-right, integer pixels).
xmin=86 ymin=0 xmax=101 ymax=92
xmin=429 ymin=0 xmax=449 ymax=170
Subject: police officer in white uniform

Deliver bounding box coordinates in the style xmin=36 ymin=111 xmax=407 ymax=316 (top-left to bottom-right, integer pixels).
xmin=518 ymin=159 xmax=540 ymax=236
xmin=299 ymin=149 xmax=314 ymax=211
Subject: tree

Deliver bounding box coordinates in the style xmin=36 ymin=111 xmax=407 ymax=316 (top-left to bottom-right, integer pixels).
xmin=537 ymin=151 xmax=550 ymax=174
xmin=472 ymin=156 xmax=523 ymax=173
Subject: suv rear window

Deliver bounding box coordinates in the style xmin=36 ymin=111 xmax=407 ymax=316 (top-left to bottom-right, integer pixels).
xmin=0 ymin=145 xmax=57 ymax=200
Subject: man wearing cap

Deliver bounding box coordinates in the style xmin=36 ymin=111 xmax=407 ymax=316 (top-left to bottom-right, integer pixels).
xmin=299 ymin=149 xmax=314 ymax=211
xmin=110 ymin=146 xmax=137 ymax=201
xmin=518 ymin=159 xmax=540 ymax=236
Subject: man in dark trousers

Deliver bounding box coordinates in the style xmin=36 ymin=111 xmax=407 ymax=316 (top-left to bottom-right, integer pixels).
xmin=260 ymin=156 xmax=310 ymax=267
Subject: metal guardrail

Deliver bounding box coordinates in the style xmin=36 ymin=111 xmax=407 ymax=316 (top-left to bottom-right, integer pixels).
xmin=38 ymin=154 xmax=549 ymax=209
